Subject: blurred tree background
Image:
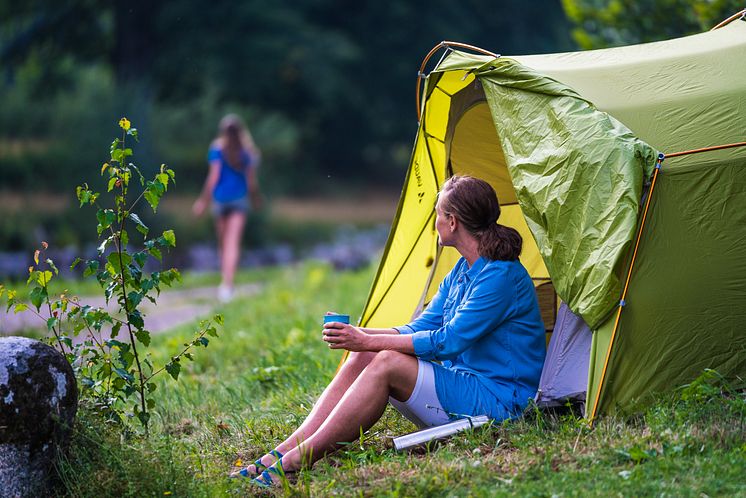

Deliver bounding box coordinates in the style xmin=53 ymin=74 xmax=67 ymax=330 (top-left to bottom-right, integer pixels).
xmin=0 ymin=0 xmax=741 ymax=254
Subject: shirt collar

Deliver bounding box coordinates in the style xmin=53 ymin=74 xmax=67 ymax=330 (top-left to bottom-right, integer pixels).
xmin=463 ymin=256 xmax=486 ymax=281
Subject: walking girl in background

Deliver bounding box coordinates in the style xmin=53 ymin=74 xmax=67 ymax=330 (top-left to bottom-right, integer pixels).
xmin=193 ymin=114 xmax=262 ymax=302
xmin=232 ymin=175 xmax=546 ymax=487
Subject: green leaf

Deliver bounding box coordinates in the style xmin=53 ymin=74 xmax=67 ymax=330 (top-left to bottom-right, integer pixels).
xmin=76 ymin=185 xmax=98 ymax=207
xmin=107 ymin=176 xmax=118 ymax=192
xmin=148 ymin=247 xmax=162 ymax=262
xmin=104 ymin=339 xmax=129 ymax=349
xmin=162 ymin=230 xmax=176 ymax=247
xmin=121 ymin=351 xmax=135 ymax=367
xmin=46 ymin=259 xmax=59 ymax=275
xmin=120 ymin=229 xmax=129 ymax=247
xmin=113 ymin=367 xmax=135 ymax=383
xmin=111 ymin=322 xmax=122 ymax=338
xmin=127 ymin=291 xmax=143 ymax=309
xmin=198 ymin=337 xmax=209 ymax=347
xmin=214 ymin=314 xmax=224 ymax=326
xmin=83 ymin=260 xmax=99 ymax=277
xmin=129 ymin=213 xmax=149 ymax=236
xmin=107 ymin=251 xmax=132 ymax=274
xmin=134 ymin=329 xmax=151 ymax=347
xmin=121 ymin=169 xmax=132 ymax=187
xmin=134 ymin=252 xmax=148 ymax=268
xmin=156 ymin=172 xmax=169 ymax=188
xmin=96 ymin=209 xmax=117 ymax=235
xmin=165 ymin=361 xmax=181 ymax=381
xmin=35 ymin=270 xmax=53 ymax=287
xmin=146 ymin=398 xmax=156 ymax=409
xmin=127 ymin=310 xmax=144 ymax=329
xmin=160 ymin=268 xmax=181 ymax=286
xmin=111 ymin=148 xmax=124 ymax=163
xmin=70 ymin=257 xmax=82 ymax=270
xmin=30 ymin=286 xmax=47 ymax=311
xmin=46 ymin=317 xmax=59 ymax=330
xmin=144 ymin=180 xmax=166 ymax=213
xmin=97 ymin=236 xmax=113 ymax=255
xmin=13 ymin=303 xmax=28 ymax=314
xmin=128 ymin=128 xmax=139 ymax=141
xmin=137 ymin=410 xmax=150 ymax=426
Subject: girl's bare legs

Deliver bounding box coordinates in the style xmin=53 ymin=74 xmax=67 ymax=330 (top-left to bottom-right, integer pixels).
xmin=278 ymin=351 xmax=419 ymax=472
xmin=245 ymin=351 xmax=378 ymax=472
xmin=218 ymin=211 xmax=246 ymax=294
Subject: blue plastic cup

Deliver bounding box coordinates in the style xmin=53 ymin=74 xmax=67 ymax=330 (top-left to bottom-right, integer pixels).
xmin=323 ymin=314 xmax=350 ymax=325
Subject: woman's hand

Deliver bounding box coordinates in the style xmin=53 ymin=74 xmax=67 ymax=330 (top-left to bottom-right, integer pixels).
xmin=322 ymin=322 xmax=370 ymax=352
xmin=192 ymin=197 xmax=208 ymax=217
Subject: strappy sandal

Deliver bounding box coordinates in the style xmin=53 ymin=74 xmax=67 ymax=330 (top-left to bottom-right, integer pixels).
xmin=251 ymin=458 xmax=295 ymax=488
xmin=231 ymin=449 xmax=283 ymax=478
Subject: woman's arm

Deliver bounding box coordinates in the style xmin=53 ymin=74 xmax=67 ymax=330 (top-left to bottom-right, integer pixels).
xmin=192 ymin=161 xmax=221 ymax=216
xmin=411 ymin=266 xmax=514 ymax=361
xmin=359 ymin=327 xmax=399 ymax=335
xmin=323 ymin=323 xmax=414 ymax=354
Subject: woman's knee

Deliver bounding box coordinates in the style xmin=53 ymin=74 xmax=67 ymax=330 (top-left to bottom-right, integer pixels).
xmin=368 ymin=351 xmax=414 ymax=376
xmin=344 ymin=351 xmax=377 ymax=370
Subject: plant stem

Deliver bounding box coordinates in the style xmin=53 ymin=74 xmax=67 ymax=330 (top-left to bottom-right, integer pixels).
xmin=144 ymin=325 xmax=209 ymax=383
xmin=40 ymin=273 xmax=68 ymax=356
xmin=116 ymin=131 xmax=148 ymax=431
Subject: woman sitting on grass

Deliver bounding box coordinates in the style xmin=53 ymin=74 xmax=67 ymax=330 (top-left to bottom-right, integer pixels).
xmin=232 ymin=175 xmax=546 ymax=487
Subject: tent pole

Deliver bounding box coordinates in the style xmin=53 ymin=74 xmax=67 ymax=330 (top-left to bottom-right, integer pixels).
xmin=664 ymin=140 xmax=746 ymax=158
xmin=416 ymin=41 xmax=498 ymax=122
xmin=589 ymin=153 xmax=665 ymax=424
xmin=710 ymin=9 xmax=746 ymax=30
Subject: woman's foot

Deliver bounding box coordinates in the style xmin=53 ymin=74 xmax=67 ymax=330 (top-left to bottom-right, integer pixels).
xmin=251 ymin=459 xmax=296 ymax=488
xmin=217 ymin=284 xmax=234 ymax=303
xmin=229 ymin=449 xmax=282 ymax=478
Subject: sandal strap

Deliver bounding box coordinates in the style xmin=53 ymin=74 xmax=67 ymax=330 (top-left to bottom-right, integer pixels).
xmin=269 ymin=449 xmax=284 ymax=460
xmin=247 ymin=449 xmax=283 ymax=476
xmin=251 ymin=469 xmax=276 ymax=488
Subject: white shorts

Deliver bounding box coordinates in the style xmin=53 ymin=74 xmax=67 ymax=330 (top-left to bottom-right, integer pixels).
xmin=389 ymin=360 xmax=451 ymax=428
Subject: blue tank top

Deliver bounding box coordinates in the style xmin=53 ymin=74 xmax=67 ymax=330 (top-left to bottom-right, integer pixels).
xmin=208 ymin=146 xmax=254 ymax=203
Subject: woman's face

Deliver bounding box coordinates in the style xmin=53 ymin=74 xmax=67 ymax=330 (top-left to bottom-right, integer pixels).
xmin=435 ymin=197 xmax=455 ymax=247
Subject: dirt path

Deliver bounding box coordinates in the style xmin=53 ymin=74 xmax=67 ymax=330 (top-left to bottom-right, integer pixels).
xmin=0 ymin=283 xmax=262 ymax=338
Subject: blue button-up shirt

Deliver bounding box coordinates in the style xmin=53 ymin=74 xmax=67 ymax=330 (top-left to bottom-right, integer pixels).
xmin=397 ymin=257 xmax=546 ymax=415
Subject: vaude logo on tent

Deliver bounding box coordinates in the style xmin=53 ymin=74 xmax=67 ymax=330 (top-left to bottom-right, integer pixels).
xmin=414 ymin=159 xmax=424 ymax=203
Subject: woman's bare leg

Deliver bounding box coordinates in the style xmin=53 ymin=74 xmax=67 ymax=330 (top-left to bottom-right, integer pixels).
xmin=247 ymin=351 xmax=378 ymax=471
xmin=278 ymin=351 xmax=419 ymax=472
xmin=215 ymin=215 xmax=226 ymax=259
xmin=219 ymin=211 xmax=246 ymax=290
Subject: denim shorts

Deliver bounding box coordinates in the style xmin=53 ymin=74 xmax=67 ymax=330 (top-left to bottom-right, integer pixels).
xmin=212 ymin=197 xmax=249 ymax=217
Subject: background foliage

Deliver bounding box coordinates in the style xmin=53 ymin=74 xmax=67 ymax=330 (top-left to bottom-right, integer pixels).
xmin=1 ymin=2 xmax=742 ymax=253
xmin=0 ymin=0 xmax=573 ymax=197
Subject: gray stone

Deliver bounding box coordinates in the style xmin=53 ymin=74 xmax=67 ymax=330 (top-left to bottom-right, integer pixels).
xmin=0 ymin=337 xmax=78 ymax=498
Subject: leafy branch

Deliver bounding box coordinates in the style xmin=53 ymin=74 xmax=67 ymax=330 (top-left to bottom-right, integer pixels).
xmin=1 ymin=118 xmax=221 ymax=432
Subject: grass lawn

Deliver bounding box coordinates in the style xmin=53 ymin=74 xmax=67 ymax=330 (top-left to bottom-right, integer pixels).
xmin=41 ymin=261 xmax=746 ymax=496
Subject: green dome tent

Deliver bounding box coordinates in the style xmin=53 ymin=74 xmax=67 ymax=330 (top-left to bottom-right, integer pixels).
xmin=358 ymin=16 xmax=746 ymax=420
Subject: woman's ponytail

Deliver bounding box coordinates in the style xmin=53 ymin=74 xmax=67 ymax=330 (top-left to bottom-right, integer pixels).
xmin=479 ymin=224 xmax=522 ymax=261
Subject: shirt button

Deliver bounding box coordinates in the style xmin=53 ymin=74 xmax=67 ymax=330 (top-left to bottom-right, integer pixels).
xmin=437 ymin=344 xmax=444 ymax=350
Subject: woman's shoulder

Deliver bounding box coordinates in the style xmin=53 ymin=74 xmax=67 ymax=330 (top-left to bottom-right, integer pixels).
xmin=481 ymin=258 xmax=531 ymax=281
